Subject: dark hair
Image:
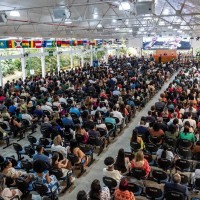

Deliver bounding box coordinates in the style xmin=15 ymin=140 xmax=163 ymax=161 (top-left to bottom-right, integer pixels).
xmin=153 ymin=122 xmax=160 ymax=132
xmin=119 ymin=177 xmax=129 ymax=191
xmin=51 ymin=152 xmax=59 ymax=167
xmin=70 ymin=139 xmax=78 ymax=153
xmin=89 ymin=179 xmax=101 ymax=200
xmin=36 ymin=145 xmax=43 ymax=153
xmin=131 ymin=129 xmax=138 ymax=143
xmin=104 ymin=157 xmax=115 ymax=167
xmin=183 ymin=125 xmax=190 ymax=135
xmin=161 ymin=144 xmax=168 ymax=159
xmin=173 ymin=118 xmax=179 ymax=125
xmin=77 ymin=190 xmax=88 ymax=200
xmin=115 ymin=149 xmax=126 ymax=172
xmin=168 ymin=124 xmax=177 ymax=134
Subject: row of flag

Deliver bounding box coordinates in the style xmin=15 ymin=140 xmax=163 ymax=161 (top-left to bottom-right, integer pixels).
xmin=0 ymin=39 xmax=128 ymax=49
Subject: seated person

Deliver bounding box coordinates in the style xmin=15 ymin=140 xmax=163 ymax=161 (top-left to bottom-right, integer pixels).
xmin=131 ymin=150 xmax=150 ymax=177
xmin=164 ymin=173 xmax=188 ymax=200
xmin=103 ymin=156 xmax=122 ymax=184
xmin=77 ymin=190 xmax=88 ymax=200
xmin=68 ymin=139 xmax=88 ymax=167
xmin=149 ymin=122 xmax=164 ymax=144
xmin=114 ymin=177 xmax=135 ymax=200
xmin=75 ymin=124 xmax=89 ymax=143
xmin=130 ymin=129 xmax=144 ymax=150
xmin=0 ymin=173 xmax=22 ymax=200
xmin=105 ymin=112 xmax=116 ymax=128
xmin=61 ymin=113 xmax=74 ymax=129
xmin=179 ymin=124 xmax=195 ymax=143
xmin=51 ymin=135 xmax=68 ymax=157
xmin=156 ymin=144 xmax=174 ymax=162
xmin=165 ymin=124 xmax=179 ymax=139
xmin=33 ymin=145 xmax=50 ymax=166
xmin=88 ymin=179 xmax=110 ymax=200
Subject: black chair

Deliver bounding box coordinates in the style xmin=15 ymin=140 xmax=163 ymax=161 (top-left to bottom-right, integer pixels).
xmin=24 ymin=146 xmax=35 ymax=158
xmin=128 ymin=182 xmax=142 ymax=196
xmin=165 ymin=191 xmax=184 ymax=200
xmin=157 ymin=158 xmax=172 ymax=171
xmin=164 ymin=137 xmax=177 ymax=147
xmin=40 ymin=127 xmax=51 ymax=138
xmin=131 ymin=168 xmax=147 ymax=180
xmin=60 ymin=102 xmax=67 ymax=108
xmin=152 ymin=170 xmax=169 ymax=184
xmin=176 ymin=147 xmax=192 ymax=159
xmin=130 ymin=142 xmax=141 ymax=152
xmin=63 ymin=132 xmax=73 ymax=143
xmin=70 ymin=112 xmax=79 ymax=119
xmin=67 ymin=99 xmax=73 ymax=105
xmin=52 ymin=151 xmax=64 ymax=161
xmin=32 ymin=182 xmax=58 ymax=200
xmin=43 ymin=110 xmax=51 ymax=117
xmin=124 ymin=152 xmax=135 ymax=161
xmin=52 ymin=106 xmax=59 ymax=111
xmin=145 ymin=187 xmax=163 ymax=200
xmin=15 ymin=177 xmax=30 ymax=197
xmin=103 ymin=177 xmax=117 ymax=195
xmin=145 ymin=143 xmax=158 ymax=155
xmin=67 ymin=153 xmax=86 ymax=178
xmin=75 ymin=134 xmax=85 ymax=144
xmin=39 ymin=137 xmax=51 ymax=148
xmin=88 ymin=136 xmax=104 ymax=156
xmin=21 ymin=160 xmax=33 ymax=173
xmin=96 ymin=127 xmax=109 ymax=147
xmin=175 ymin=159 xmax=190 ymax=172
xmin=105 ymin=122 xmax=116 ymax=137
xmin=13 ymin=143 xmax=25 ymax=160
xmin=144 ymin=153 xmax=154 ymax=166
xmin=149 ymin=135 xmax=162 ymax=146
xmin=27 ymin=135 xmax=38 ymax=147
xmin=179 ymin=139 xmax=192 ymax=148
xmin=194 ymin=178 xmax=200 ymax=190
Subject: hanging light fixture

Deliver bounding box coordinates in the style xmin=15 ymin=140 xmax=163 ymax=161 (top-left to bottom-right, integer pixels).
xmin=119 ymin=1 xmax=131 ymax=11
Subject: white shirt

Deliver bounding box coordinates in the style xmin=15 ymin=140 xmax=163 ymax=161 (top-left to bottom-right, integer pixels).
xmin=103 ymin=168 xmax=122 ymax=183
xmin=41 ymin=105 xmax=53 ymax=113
xmin=156 ymin=149 xmax=174 ymax=161
xmin=22 ymin=114 xmax=32 ymax=125
xmin=59 ymin=97 xmax=67 ymax=105
xmin=112 ymin=111 xmax=124 ymax=125
xmin=51 ymin=144 xmax=68 ymax=157
xmin=183 ymin=118 xmax=196 ymax=130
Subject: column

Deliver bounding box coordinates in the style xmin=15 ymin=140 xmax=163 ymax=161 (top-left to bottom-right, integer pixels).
xmin=21 ymin=48 xmax=26 ymax=81
xmin=41 ymin=48 xmax=46 ymax=78
xmin=70 ymin=46 xmax=73 ymax=69
xmin=90 ymin=45 xmax=93 ymax=66
xmin=57 ymin=47 xmax=60 ymax=74
xmin=0 ymin=61 xmax=3 ymax=87
xmin=81 ymin=54 xmax=84 ymax=68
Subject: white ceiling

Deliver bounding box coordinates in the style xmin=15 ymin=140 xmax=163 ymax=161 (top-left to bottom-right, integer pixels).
xmin=0 ymin=0 xmax=199 ymax=39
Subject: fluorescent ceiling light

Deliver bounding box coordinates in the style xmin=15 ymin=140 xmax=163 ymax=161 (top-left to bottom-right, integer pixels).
xmin=177 ymin=30 xmax=182 ymax=33
xmin=97 ymin=24 xmax=102 ymax=28
xmin=112 ymin=19 xmax=117 ymax=23
xmin=168 ymin=26 xmax=173 ymax=29
xmin=115 ymin=27 xmax=119 ymax=31
xmin=65 ymin=20 xmax=72 ymax=24
xmin=159 ymin=21 xmax=165 ymax=25
xmin=93 ymin=14 xmax=98 ymax=19
xmin=125 ymin=20 xmax=129 ymax=25
xmin=119 ymin=1 xmax=130 ymax=10
xmin=10 ymin=10 xmax=20 ymax=17
xmin=129 ymin=29 xmax=133 ymax=33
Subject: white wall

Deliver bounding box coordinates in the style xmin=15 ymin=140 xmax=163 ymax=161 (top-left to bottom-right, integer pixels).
xmin=128 ymin=37 xmax=143 ymax=48
xmin=190 ymin=39 xmax=200 ymax=55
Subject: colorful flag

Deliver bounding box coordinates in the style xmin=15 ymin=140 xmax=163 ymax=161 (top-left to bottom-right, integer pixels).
xmin=61 ymin=41 xmax=70 ymax=47
xmin=77 ymin=40 xmax=83 ymax=46
xmin=0 ymin=41 xmax=8 ymax=48
xmin=8 ymin=40 xmax=15 ymax=48
xmin=21 ymin=40 xmax=30 ymax=48
xmin=34 ymin=40 xmax=43 ymax=48
xmin=96 ymin=39 xmax=103 ymax=46
xmin=83 ymin=40 xmax=88 ymax=46
xmin=56 ymin=40 xmax=62 ymax=47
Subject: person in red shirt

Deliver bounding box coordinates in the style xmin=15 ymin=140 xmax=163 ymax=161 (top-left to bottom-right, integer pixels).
xmin=131 ymin=150 xmax=150 ymax=177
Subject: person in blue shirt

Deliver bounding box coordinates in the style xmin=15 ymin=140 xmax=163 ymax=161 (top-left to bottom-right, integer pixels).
xmin=61 ymin=113 xmax=74 ymax=128
xmin=69 ymin=104 xmax=80 ymax=118
xmin=8 ymin=102 xmax=17 ymax=115
xmin=33 ymin=145 xmax=50 ymax=167
xmin=34 ymin=105 xmax=45 ymax=118
xmin=105 ymin=113 xmax=116 ymax=128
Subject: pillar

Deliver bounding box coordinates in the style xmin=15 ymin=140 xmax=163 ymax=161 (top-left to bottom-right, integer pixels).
xmin=81 ymin=54 xmax=84 ymax=68
xmin=70 ymin=46 xmax=73 ymax=69
xmin=0 ymin=61 xmax=3 ymax=87
xmin=90 ymin=45 xmax=93 ymax=66
xmin=57 ymin=47 xmax=60 ymax=74
xmin=21 ymin=48 xmax=26 ymax=81
xmin=41 ymin=48 xmax=46 ymax=78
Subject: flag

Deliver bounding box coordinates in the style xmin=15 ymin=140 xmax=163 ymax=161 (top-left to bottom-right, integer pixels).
xmin=77 ymin=40 xmax=83 ymax=46
xmin=8 ymin=40 xmax=15 ymax=48
xmin=22 ymin=40 xmax=30 ymax=48
xmin=103 ymin=40 xmax=107 ymax=45
xmin=43 ymin=40 xmax=56 ymax=48
xmin=0 ymin=41 xmax=8 ymax=48
xmin=34 ymin=40 xmax=43 ymax=48
xmin=107 ymin=40 xmax=112 ymax=45
xmin=83 ymin=40 xmax=88 ymax=46
xmin=70 ymin=40 xmax=75 ymax=46
xmin=61 ymin=40 xmax=70 ymax=47
xmin=56 ymin=40 xmax=62 ymax=47
xmin=96 ymin=39 xmax=103 ymax=46
xmin=89 ymin=40 xmax=96 ymax=46
xmin=30 ymin=41 xmax=35 ymax=48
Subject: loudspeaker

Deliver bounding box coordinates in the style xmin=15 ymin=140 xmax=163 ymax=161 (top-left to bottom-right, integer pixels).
xmin=52 ymin=7 xmax=71 ymax=19
xmin=0 ymin=14 xmax=7 ymax=23
xmin=135 ymin=1 xmax=154 ymax=15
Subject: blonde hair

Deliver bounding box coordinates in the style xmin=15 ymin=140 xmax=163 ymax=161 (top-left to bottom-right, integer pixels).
xmin=53 ymin=135 xmax=62 ymax=146
xmin=135 ymin=150 xmax=144 ymax=162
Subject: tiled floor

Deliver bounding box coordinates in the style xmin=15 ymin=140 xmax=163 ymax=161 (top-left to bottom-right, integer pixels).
xmin=2 ymin=70 xmax=196 ymax=200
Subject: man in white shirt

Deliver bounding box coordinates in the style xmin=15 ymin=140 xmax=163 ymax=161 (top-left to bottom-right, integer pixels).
xmin=59 ymin=94 xmax=67 ymax=105
xmin=183 ymin=112 xmax=196 ymax=130
xmin=167 ymin=113 xmax=183 ymax=127
xmin=112 ymin=105 xmax=124 ymax=125
xmin=41 ymin=101 xmax=53 ymax=113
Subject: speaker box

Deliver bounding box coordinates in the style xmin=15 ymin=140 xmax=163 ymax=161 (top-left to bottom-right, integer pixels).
xmin=135 ymin=1 xmax=154 ymax=15
xmin=52 ymin=7 xmax=70 ymax=19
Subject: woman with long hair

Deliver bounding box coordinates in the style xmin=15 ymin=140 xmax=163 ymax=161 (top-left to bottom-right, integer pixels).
xmin=131 ymin=150 xmax=150 ymax=177
xmin=114 ymin=149 xmax=131 ymax=174
xmin=156 ymin=144 xmax=174 ymax=161
xmin=89 ymin=179 xmax=110 ymax=200
xmin=130 ymin=129 xmax=144 ymax=150
xmin=179 ymin=124 xmax=195 ymax=143
xmin=75 ymin=124 xmax=89 ymax=143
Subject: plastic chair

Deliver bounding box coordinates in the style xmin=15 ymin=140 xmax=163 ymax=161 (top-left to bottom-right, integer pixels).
xmin=145 ymin=143 xmax=158 ymax=155
xmin=39 ymin=137 xmax=51 ymax=148
xmin=157 ymin=158 xmax=172 ymax=171
xmin=165 ymin=191 xmax=185 ymax=200
xmin=145 ymin=186 xmax=163 ymax=200
xmin=13 ymin=143 xmax=25 ymax=160
xmin=131 ymin=168 xmax=147 ymax=180
xmin=21 ymin=160 xmax=33 ymax=173
xmin=130 ymin=142 xmax=141 ymax=153
xmin=103 ymin=176 xmax=117 ymax=195
xmin=176 ymin=147 xmax=192 ymax=159
xmin=27 ymin=135 xmax=38 ymax=147
xmin=128 ymin=182 xmax=142 ymax=196
xmin=179 ymin=139 xmax=192 ymax=148
xmin=175 ymin=159 xmax=190 ymax=172
xmin=24 ymin=146 xmax=35 ymax=158
xmin=152 ymin=170 xmax=169 ymax=184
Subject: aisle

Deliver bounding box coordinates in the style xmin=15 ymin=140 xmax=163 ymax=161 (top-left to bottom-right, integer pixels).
xmin=61 ymin=70 xmax=180 ymax=199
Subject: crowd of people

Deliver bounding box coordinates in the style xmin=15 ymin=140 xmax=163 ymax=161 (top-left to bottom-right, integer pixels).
xmin=0 ymin=55 xmax=195 ymax=200
xmin=75 ymin=62 xmax=200 ymax=199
